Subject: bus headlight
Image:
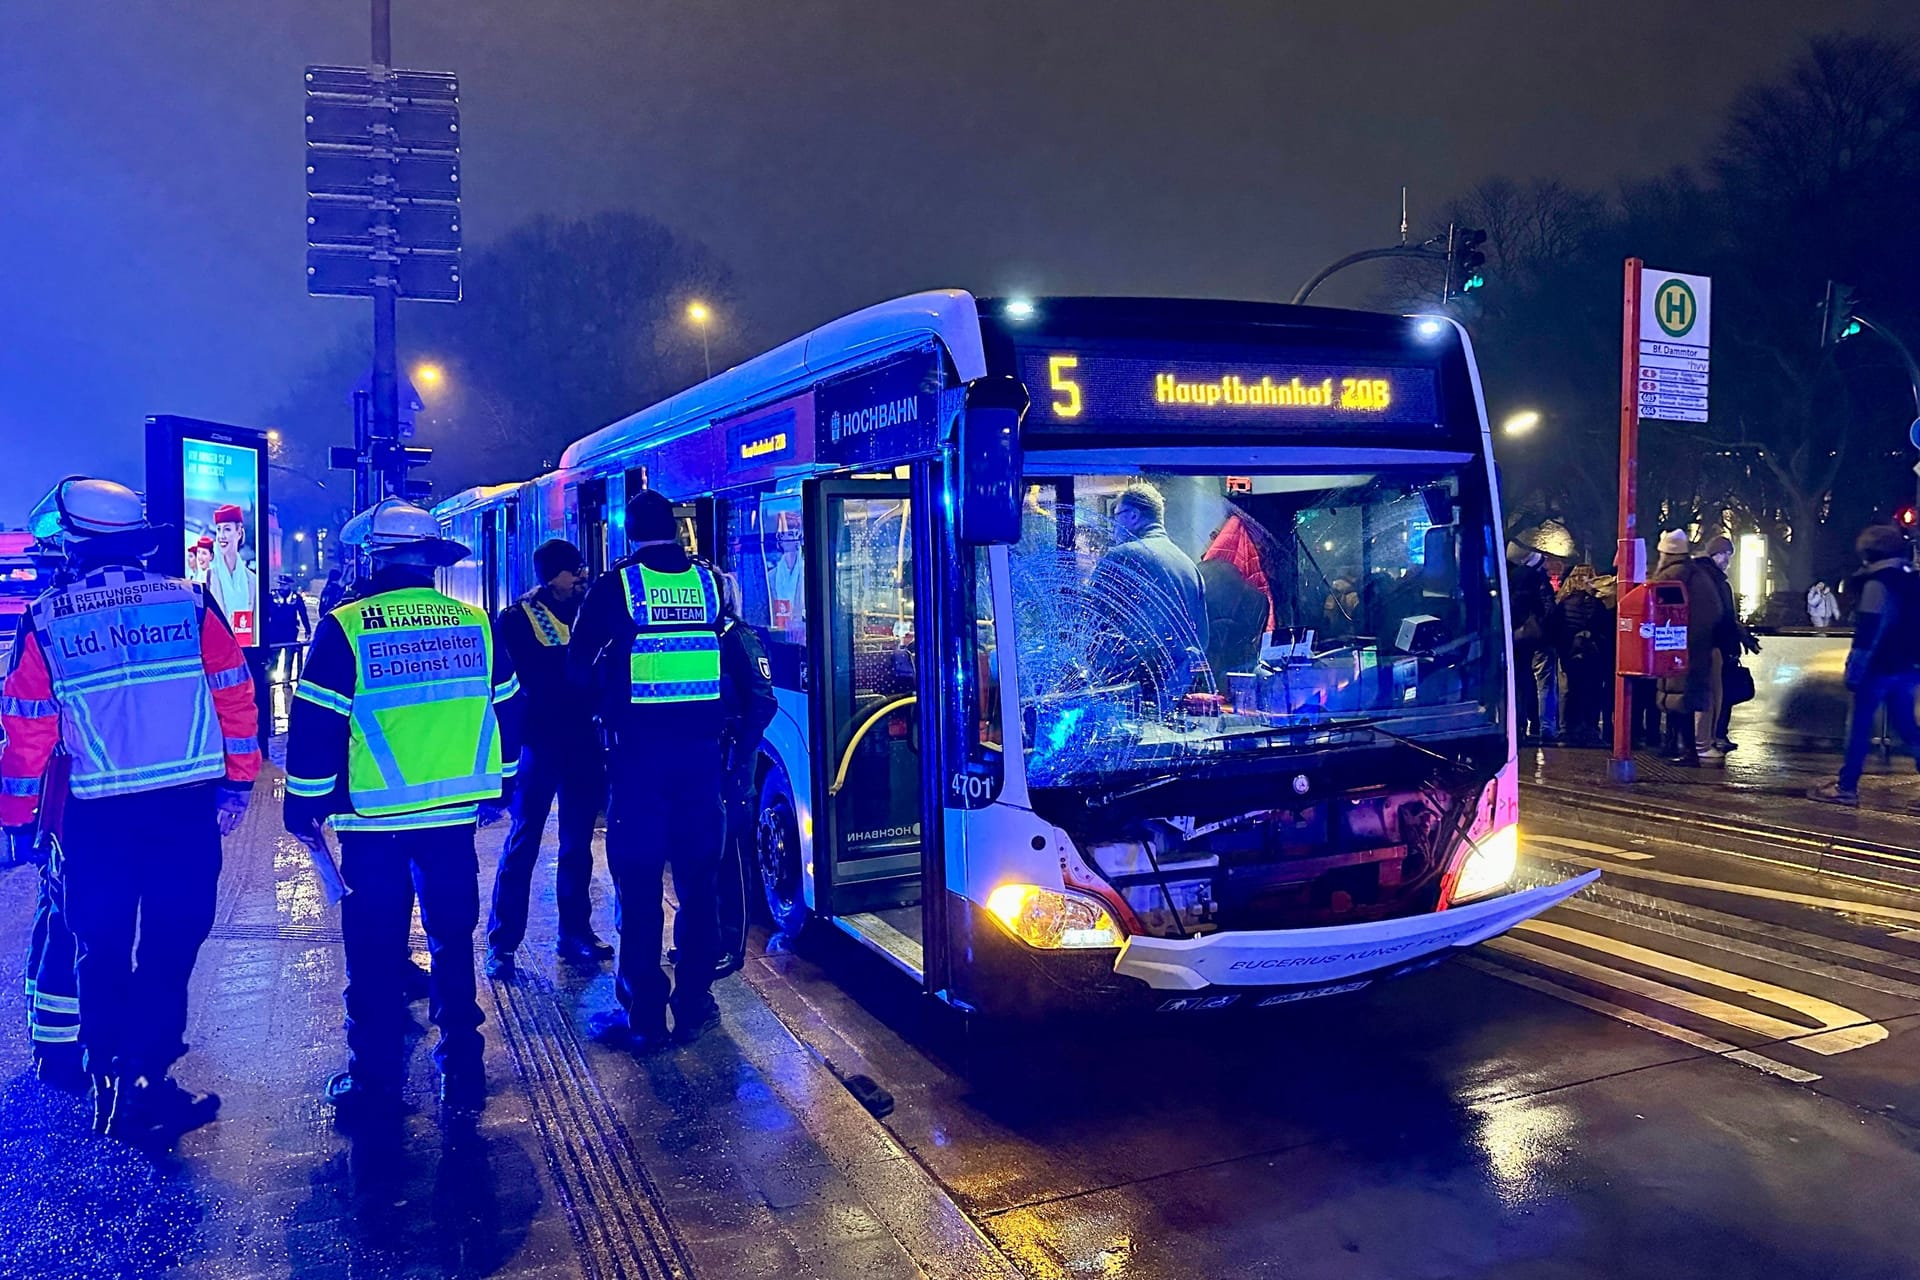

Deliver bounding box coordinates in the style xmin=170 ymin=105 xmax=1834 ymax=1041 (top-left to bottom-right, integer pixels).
xmin=985 ymin=884 xmax=1123 ymax=950
xmin=1452 ymin=824 xmax=1519 ymax=905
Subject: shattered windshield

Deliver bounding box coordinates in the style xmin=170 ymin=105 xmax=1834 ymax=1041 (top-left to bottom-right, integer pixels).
xmin=1009 ymin=466 xmax=1505 ymax=789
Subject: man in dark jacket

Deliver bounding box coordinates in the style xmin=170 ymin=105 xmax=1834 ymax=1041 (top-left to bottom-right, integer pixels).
xmin=1809 ymin=524 xmax=1920 ymax=805
xmin=1548 ymin=564 xmax=1610 ymax=746
xmin=712 ymin=573 xmax=778 ymax=976
xmin=1092 ymin=483 xmax=1208 ymax=705
xmin=1505 ymin=537 xmax=1555 ymax=742
xmin=485 ymin=539 xmax=612 ymax=977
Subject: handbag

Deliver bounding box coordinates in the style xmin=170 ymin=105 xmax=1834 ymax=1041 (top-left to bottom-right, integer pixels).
xmin=1723 ymin=660 xmax=1756 ymax=707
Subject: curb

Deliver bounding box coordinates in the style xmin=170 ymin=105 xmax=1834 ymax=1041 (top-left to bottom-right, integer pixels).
xmin=715 ymin=976 xmax=1024 ymax=1280
xmin=1524 ymin=781 xmax=1920 ymax=892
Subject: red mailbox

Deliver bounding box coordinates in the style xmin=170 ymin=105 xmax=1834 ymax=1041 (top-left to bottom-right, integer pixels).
xmin=1616 ymin=581 xmax=1689 ymax=678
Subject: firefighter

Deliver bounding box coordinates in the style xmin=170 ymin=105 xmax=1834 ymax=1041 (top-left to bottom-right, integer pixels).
xmin=569 ymin=488 xmax=741 ymax=1047
xmin=484 ymin=538 xmax=612 ymax=978
xmin=1 ymin=477 xmax=261 ymax=1142
xmin=283 ymin=498 xmax=521 ymax=1124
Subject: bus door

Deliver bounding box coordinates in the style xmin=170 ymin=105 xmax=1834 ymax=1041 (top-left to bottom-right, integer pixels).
xmin=812 ymin=475 xmax=934 ymax=971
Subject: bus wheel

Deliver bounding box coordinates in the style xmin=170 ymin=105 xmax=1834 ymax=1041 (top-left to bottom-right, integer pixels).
xmin=756 ymin=774 xmax=809 ymax=936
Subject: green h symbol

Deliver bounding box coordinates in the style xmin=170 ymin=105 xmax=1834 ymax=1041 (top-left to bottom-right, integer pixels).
xmin=1663 ymin=292 xmax=1688 ymax=326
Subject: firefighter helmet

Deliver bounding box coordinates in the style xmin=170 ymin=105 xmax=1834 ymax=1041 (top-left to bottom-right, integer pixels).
xmin=340 ymin=497 xmax=469 ymax=566
xmin=27 ymin=477 xmax=152 ymax=543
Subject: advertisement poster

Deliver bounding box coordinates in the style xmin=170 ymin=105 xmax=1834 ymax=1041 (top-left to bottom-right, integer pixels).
xmin=182 ymin=438 xmax=262 ymax=646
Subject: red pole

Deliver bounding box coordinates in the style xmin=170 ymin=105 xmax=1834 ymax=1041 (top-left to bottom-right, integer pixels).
xmin=1610 ymin=258 xmax=1644 ymax=783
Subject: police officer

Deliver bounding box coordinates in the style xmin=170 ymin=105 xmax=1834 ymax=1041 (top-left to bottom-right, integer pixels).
xmin=485 ymin=539 xmax=612 ymax=977
xmin=284 ymin=498 xmax=522 ymax=1122
xmin=569 ymin=489 xmax=739 ymax=1047
xmin=1 ymin=477 xmax=261 ymax=1141
xmin=714 ymin=572 xmax=777 ymax=977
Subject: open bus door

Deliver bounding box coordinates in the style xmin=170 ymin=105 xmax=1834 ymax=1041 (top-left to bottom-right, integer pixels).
xmin=809 ymin=473 xmax=939 ymax=977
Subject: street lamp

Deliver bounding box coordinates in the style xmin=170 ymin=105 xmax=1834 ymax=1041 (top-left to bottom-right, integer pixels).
xmin=687 ymin=301 xmax=712 ymax=379
xmin=1502 ymin=410 xmax=1542 ymax=437
xmin=413 ymin=363 xmax=444 ymax=390
xmin=293 ymin=531 xmax=307 ymax=544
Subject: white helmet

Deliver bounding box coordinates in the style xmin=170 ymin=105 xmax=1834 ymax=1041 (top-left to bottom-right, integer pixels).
xmin=27 ymin=477 xmax=153 ymax=543
xmin=340 ymin=497 xmax=469 ymax=566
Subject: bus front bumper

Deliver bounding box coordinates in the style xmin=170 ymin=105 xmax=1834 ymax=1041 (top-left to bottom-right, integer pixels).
xmin=1112 ymin=871 xmax=1599 ymax=992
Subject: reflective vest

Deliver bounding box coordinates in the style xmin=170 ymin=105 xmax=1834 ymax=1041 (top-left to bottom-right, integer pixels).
xmin=520 ymin=595 xmax=570 ymax=647
xmin=619 ymin=563 xmax=722 ymax=705
xmin=30 ymin=569 xmax=229 ymax=799
xmin=334 ymin=587 xmax=503 ymax=816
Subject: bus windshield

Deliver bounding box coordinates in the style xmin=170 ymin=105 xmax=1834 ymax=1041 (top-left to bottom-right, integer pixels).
xmin=1009 ymin=464 xmax=1505 ymax=790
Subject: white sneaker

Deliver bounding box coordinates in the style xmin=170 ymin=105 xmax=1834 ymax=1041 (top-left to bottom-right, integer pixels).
xmin=1697 ymin=746 xmax=1727 ymax=763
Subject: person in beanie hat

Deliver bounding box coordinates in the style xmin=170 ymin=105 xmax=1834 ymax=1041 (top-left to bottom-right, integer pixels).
xmin=483 ymin=538 xmax=613 ymax=977
xmin=1810 ymin=524 xmax=1920 ymax=804
xmin=1506 ymin=532 xmax=1556 ymax=742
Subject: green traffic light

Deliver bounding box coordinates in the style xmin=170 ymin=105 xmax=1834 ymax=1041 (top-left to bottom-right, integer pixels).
xmin=1463 ymin=273 xmax=1486 ymax=292
xmin=1843 ymin=319 xmax=1863 ymax=339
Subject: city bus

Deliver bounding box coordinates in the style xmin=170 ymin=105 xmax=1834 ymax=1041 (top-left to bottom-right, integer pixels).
xmin=436 ymin=291 xmax=1595 ymax=1016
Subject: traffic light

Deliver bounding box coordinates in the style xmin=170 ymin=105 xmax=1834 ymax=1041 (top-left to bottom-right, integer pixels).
xmin=1896 ymin=505 xmax=1918 ymax=531
xmin=402 ymin=478 xmax=434 ymax=503
xmin=1822 ymin=281 xmax=1862 ymax=348
xmin=1448 ymin=225 xmax=1488 ymax=297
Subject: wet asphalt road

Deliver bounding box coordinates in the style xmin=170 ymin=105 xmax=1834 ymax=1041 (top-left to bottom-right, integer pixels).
xmin=745 ymin=810 xmax=1920 ymax=1280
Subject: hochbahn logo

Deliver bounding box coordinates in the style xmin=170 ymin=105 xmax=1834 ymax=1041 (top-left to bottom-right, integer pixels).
xmin=829 ymin=394 xmax=918 ymax=443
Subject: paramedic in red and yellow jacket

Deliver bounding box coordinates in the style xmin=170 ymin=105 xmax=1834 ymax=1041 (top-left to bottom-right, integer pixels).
xmin=0 ymin=477 xmax=259 ymax=1143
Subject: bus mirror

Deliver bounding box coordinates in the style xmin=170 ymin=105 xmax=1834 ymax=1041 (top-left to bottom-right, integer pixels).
xmin=957 ymin=375 xmax=1028 ymax=545
xmin=1421 ymin=486 xmax=1455 ymax=527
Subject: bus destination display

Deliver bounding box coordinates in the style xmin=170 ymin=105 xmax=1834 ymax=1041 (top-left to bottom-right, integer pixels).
xmin=1017 ymin=349 xmax=1441 ymax=431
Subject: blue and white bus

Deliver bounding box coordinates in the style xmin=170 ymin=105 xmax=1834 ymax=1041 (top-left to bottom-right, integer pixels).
xmin=437 ymin=291 xmax=1593 ymax=1016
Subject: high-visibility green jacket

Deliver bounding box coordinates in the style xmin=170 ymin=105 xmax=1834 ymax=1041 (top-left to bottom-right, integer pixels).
xmin=619 ymin=562 xmax=723 ymax=705
xmin=283 ymin=574 xmax=522 ymax=833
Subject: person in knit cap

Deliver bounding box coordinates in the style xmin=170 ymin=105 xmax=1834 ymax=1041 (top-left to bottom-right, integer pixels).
xmin=484 ymin=538 xmax=613 ymax=977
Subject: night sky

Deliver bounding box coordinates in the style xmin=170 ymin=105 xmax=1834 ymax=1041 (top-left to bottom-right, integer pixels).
xmin=4 ymin=0 xmax=1915 ymax=518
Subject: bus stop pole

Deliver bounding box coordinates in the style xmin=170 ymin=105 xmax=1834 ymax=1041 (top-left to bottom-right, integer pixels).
xmin=1609 ymin=258 xmax=1645 ymax=784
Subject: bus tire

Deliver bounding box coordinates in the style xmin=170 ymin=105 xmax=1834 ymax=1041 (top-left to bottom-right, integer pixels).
xmin=756 ymin=769 xmax=809 ymax=936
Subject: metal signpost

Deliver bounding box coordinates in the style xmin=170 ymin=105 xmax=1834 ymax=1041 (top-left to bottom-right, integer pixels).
xmin=1610 ymin=260 xmax=1711 ymax=782
xmin=304 ymin=0 xmax=455 ymax=510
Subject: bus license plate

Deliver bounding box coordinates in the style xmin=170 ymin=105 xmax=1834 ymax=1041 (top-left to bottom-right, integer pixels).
xmin=1257 ymin=979 xmax=1371 ymax=1007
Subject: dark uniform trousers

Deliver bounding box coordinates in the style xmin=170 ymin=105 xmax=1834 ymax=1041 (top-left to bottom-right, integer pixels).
xmin=339 ymin=823 xmax=485 ymax=1088
xmin=605 ymin=736 xmax=724 ymax=1024
xmin=26 ymin=854 xmax=82 ymax=1060
xmin=61 ymin=782 xmax=221 ymax=1079
xmin=488 ymin=736 xmax=606 ymax=951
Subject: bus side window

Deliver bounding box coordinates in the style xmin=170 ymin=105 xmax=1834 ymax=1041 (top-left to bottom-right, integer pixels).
xmin=722 ymin=498 xmax=773 ymax=629
xmin=760 ymin=493 xmax=806 ymax=645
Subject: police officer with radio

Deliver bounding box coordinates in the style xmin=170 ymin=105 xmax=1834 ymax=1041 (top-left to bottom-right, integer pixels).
xmin=569 ymin=489 xmax=744 ymax=1047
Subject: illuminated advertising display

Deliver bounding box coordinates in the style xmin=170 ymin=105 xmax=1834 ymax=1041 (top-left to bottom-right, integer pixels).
xmin=145 ymin=416 xmax=270 ymax=648
xmin=1016 ymin=349 xmax=1442 ymax=432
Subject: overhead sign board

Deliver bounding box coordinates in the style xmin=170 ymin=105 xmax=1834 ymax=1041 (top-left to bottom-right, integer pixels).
xmin=304 ymin=64 xmax=462 ymax=302
xmin=1637 ymin=269 xmax=1711 ymax=423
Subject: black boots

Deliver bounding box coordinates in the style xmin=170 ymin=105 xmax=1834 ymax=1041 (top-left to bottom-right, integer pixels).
xmin=105 ymin=1074 xmax=220 ymax=1143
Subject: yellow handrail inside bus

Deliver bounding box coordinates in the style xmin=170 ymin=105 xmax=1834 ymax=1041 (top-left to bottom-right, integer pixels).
xmin=829 ymin=695 xmax=917 ymax=796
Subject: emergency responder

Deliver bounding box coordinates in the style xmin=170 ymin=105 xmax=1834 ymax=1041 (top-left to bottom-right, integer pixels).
xmin=1 ymin=477 xmax=261 ymax=1142
xmin=569 ymin=488 xmax=742 ymax=1047
xmin=484 ymin=539 xmax=610 ymax=978
xmin=714 ymin=571 xmax=777 ymax=978
xmin=5 ymin=554 xmax=83 ymax=1091
xmin=283 ymin=498 xmax=521 ymax=1123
